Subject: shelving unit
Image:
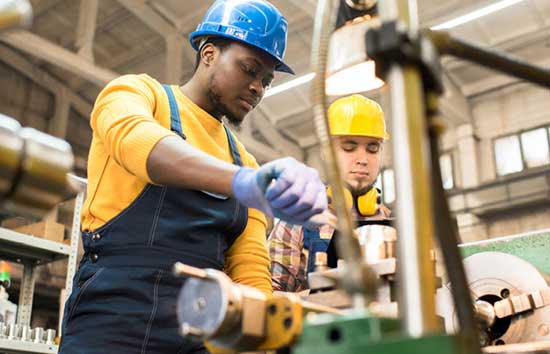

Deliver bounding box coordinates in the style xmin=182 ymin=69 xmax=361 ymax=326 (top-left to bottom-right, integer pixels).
xmin=0 ymin=192 xmax=84 ymax=354
xmin=0 ymin=339 xmax=57 ymax=354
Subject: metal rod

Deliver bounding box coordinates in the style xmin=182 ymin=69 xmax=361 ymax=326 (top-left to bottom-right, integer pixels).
xmin=310 ymin=0 xmax=368 ymax=298
xmin=300 ymin=300 xmax=344 ymax=315
xmin=429 ymin=30 xmax=550 ymax=88
xmin=428 ymin=111 xmax=482 ymax=353
xmin=173 ymin=262 xmax=209 ymax=279
xmin=378 ymin=0 xmax=439 ymax=337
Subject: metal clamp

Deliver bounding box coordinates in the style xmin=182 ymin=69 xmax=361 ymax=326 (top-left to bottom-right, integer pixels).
xmin=494 ymin=288 xmax=550 ymax=319
xmin=365 ymin=20 xmax=443 ymax=94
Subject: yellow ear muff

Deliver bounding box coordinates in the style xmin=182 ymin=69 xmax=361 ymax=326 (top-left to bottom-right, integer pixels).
xmin=356 ymin=188 xmax=379 ymax=216
xmin=327 ymin=185 xmax=353 ymax=211
xmin=327 ymin=186 xmax=379 ymax=216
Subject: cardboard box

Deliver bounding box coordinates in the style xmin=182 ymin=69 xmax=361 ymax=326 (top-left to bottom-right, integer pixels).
xmin=14 ymin=221 xmax=65 ymax=244
xmin=1 ymin=216 xmax=32 ymax=229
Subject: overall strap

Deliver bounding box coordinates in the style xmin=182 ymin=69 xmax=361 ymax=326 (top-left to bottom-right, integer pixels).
xmin=223 ymin=126 xmax=243 ymax=166
xmin=161 ymin=84 xmax=186 ymax=139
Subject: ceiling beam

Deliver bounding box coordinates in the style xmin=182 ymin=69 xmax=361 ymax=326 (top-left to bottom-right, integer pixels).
xmin=253 ymin=109 xmax=304 ymax=160
xmin=116 ymin=0 xmax=193 ymax=80
xmin=48 ymin=87 xmax=71 ymax=138
xmin=75 ymin=0 xmax=99 ymax=62
xmin=32 ymin=0 xmax=64 ymax=17
xmin=0 ymin=45 xmax=93 ymax=118
xmin=0 ymin=30 xmax=117 ymax=87
xmin=117 ymin=0 xmax=175 ymax=36
xmin=232 ymin=118 xmax=283 ymax=163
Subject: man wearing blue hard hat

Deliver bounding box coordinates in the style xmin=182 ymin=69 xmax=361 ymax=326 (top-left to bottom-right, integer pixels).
xmin=58 ymin=1 xmax=326 ymax=353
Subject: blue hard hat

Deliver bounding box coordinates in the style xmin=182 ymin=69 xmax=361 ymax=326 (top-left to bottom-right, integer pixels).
xmin=190 ymin=0 xmax=294 ymax=74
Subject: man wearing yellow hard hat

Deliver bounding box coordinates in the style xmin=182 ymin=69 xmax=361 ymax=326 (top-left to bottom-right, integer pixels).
xmin=268 ymin=94 xmax=391 ymax=292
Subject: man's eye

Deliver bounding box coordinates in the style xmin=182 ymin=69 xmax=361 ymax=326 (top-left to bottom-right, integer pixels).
xmin=367 ymin=144 xmax=380 ymax=153
xmin=242 ymin=65 xmax=257 ymax=76
xmin=342 ymin=145 xmax=356 ymax=152
xmin=262 ymin=78 xmax=273 ymax=89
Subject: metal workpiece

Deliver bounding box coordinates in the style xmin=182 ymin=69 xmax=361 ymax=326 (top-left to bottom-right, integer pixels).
xmin=20 ymin=325 xmax=31 ymax=342
xmin=31 ymin=327 xmax=44 ymax=344
xmin=475 ymin=300 xmax=496 ymax=329
xmin=356 ymin=225 xmax=397 ymax=264
xmin=437 ymin=252 xmax=550 ymax=346
xmin=0 ymin=116 xmax=23 ymax=197
xmin=175 ymin=263 xmax=340 ymax=351
xmin=0 ymin=114 xmax=76 ymax=217
xmin=175 ymin=262 xmax=249 ymax=344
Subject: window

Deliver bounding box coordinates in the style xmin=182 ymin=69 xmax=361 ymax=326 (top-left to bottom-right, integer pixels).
xmin=520 ymin=128 xmax=550 ymax=168
xmin=493 ymin=126 xmax=550 ymax=177
xmin=382 ymin=169 xmax=395 ymax=204
xmin=439 ymin=153 xmax=454 ymax=190
xmin=494 ymin=135 xmax=523 ymax=176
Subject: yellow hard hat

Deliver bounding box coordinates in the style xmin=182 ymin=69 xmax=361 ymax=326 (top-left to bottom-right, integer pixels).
xmin=328 ymin=94 xmax=389 ymax=139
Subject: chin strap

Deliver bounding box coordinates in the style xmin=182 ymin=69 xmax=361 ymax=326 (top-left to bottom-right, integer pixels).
xmin=327 ymin=185 xmax=381 ymax=217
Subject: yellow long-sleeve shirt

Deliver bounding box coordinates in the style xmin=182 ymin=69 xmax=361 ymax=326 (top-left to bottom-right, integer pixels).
xmin=82 ymin=74 xmax=272 ymax=294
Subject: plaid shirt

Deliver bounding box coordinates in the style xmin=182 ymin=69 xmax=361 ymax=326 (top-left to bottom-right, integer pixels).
xmin=268 ymin=207 xmax=390 ymax=292
xmin=268 ymin=221 xmax=334 ymax=292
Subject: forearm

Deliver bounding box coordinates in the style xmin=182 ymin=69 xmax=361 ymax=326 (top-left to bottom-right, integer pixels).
xmin=146 ymin=135 xmax=239 ymax=195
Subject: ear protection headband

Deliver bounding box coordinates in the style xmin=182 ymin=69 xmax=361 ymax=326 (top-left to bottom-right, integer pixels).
xmin=327 ymin=185 xmax=381 ymax=216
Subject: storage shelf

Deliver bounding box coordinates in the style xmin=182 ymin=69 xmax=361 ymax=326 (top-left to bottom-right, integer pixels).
xmin=0 ymin=227 xmax=70 ymax=265
xmin=0 ymin=338 xmax=58 ymax=354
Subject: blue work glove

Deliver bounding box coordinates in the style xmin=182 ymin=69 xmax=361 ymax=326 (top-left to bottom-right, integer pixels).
xmin=232 ymin=157 xmax=327 ymax=227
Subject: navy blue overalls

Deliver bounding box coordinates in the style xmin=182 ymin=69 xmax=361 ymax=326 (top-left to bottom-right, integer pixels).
xmin=59 ymin=85 xmax=248 ymax=354
xmin=303 ymin=228 xmax=330 ymax=275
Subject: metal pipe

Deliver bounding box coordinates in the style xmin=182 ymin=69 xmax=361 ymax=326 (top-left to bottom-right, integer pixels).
xmin=310 ymin=0 xmax=369 ymax=299
xmin=429 ymin=30 xmax=549 ymax=88
xmin=377 ymin=0 xmax=439 ymax=337
xmin=428 ymin=110 xmax=481 ymax=352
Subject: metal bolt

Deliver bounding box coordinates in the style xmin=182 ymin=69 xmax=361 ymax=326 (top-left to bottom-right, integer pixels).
xmin=32 ymin=327 xmax=44 ymax=343
xmin=500 ymin=288 xmax=510 ymax=299
xmin=193 ymin=297 xmax=207 ymax=312
xmin=7 ymin=323 xmax=18 ymax=340
xmin=45 ymin=329 xmax=56 ymax=345
xmin=0 ymin=322 xmax=6 ymax=339
xmin=20 ymin=325 xmax=31 ymax=341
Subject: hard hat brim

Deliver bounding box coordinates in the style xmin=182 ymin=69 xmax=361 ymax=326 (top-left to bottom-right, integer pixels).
xmin=190 ymin=31 xmax=295 ymax=75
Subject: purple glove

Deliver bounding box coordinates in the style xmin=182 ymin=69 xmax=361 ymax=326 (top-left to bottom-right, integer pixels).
xmin=232 ymin=157 xmax=327 ymax=226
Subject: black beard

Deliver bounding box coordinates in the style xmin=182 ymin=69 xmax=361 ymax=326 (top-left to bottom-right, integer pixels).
xmin=206 ymin=75 xmax=244 ymax=127
xmin=346 ymin=182 xmax=374 ymax=197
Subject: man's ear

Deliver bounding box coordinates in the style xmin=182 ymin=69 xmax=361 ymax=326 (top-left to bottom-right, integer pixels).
xmin=200 ymin=43 xmax=216 ymax=66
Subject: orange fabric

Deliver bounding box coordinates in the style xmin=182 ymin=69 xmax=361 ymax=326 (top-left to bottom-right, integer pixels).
xmin=82 ymin=74 xmax=271 ymax=295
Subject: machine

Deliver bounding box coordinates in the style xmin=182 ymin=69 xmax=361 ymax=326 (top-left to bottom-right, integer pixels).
xmin=175 ymin=0 xmax=549 ymax=354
